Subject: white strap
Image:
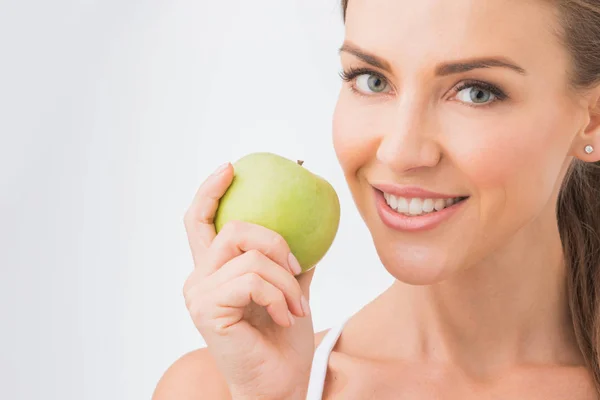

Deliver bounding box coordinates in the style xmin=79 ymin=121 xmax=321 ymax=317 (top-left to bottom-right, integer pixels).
xmin=305 ymin=319 xmax=348 ymax=400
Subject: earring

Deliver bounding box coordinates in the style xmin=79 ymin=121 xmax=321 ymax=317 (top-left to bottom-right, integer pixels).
xmin=585 ymin=145 xmax=594 ymax=154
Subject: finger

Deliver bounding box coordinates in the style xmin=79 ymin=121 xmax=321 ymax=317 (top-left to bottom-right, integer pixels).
xmin=213 ymin=272 xmax=294 ymax=330
xmin=183 ymin=163 xmax=233 ymax=264
xmin=205 ymin=220 xmax=301 ymax=277
xmin=210 ymin=250 xmax=307 ymax=318
xmin=296 ymin=266 xmax=316 ymax=300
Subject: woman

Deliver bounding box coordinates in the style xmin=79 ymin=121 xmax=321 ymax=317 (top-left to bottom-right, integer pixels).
xmin=153 ymin=0 xmax=600 ymax=398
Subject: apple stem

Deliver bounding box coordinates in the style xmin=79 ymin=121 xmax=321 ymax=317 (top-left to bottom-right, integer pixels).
xmin=297 ymin=160 xmax=304 ymax=166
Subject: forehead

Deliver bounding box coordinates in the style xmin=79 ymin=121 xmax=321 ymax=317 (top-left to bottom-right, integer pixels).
xmin=344 ymin=0 xmax=564 ymax=71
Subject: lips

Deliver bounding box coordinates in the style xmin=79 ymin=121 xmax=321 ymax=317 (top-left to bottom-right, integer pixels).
xmin=372 ymin=183 xmax=468 ymax=200
xmin=372 ymin=184 xmax=469 ymax=232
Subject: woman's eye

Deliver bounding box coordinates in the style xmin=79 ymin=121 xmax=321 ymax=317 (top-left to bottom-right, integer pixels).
xmin=355 ymin=74 xmax=391 ymax=94
xmin=456 ymin=86 xmax=496 ymax=105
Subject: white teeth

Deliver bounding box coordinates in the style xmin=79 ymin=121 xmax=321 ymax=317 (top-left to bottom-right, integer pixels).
xmin=397 ymin=197 xmax=409 ymax=213
xmin=422 ymin=199 xmax=434 ymax=213
xmin=434 ymin=199 xmax=446 ymax=211
xmin=383 ymin=193 xmax=464 ymax=216
xmin=389 ymin=194 xmax=398 ymax=209
xmin=409 ymin=198 xmax=423 ymax=215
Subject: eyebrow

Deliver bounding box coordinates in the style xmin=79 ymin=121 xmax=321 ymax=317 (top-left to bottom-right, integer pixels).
xmin=338 ymin=43 xmax=527 ymax=76
xmin=339 ymin=43 xmax=392 ymax=71
xmin=436 ymin=58 xmax=526 ymax=76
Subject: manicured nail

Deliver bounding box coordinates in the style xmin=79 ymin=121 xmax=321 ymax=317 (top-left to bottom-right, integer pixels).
xmin=212 ymin=162 xmax=229 ymax=176
xmin=288 ymin=253 xmax=302 ymax=275
xmin=288 ymin=310 xmax=296 ymax=326
xmin=300 ymin=295 xmax=310 ymax=317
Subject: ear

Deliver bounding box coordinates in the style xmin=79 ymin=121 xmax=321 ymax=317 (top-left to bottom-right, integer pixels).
xmin=572 ymin=84 xmax=600 ymax=162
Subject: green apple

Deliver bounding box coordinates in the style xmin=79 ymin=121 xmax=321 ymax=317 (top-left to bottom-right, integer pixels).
xmin=214 ymin=152 xmax=341 ymax=273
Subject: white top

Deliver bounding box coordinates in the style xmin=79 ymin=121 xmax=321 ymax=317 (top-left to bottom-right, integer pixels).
xmin=305 ymin=318 xmax=349 ymax=400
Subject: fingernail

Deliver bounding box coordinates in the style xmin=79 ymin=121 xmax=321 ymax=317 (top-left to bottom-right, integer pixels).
xmin=212 ymin=162 xmax=229 ymax=176
xmin=288 ymin=253 xmax=302 ymax=276
xmin=300 ymin=295 xmax=310 ymax=317
xmin=288 ymin=310 xmax=296 ymax=326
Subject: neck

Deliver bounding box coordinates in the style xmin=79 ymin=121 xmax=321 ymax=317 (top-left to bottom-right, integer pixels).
xmin=373 ymin=210 xmax=584 ymax=377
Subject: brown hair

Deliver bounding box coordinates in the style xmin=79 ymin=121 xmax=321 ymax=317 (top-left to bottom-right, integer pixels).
xmin=341 ymin=0 xmax=600 ymax=392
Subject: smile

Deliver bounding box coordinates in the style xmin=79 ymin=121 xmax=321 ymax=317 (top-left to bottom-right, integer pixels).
xmin=373 ymin=186 xmax=470 ymax=232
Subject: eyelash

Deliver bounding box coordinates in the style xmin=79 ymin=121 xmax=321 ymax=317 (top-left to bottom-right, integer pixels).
xmin=339 ymin=67 xmax=389 ymax=93
xmin=339 ymin=67 xmax=509 ymax=107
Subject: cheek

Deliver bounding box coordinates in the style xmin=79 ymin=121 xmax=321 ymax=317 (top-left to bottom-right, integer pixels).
xmin=332 ymin=93 xmax=377 ymax=177
xmin=446 ymin=108 xmax=572 ymax=215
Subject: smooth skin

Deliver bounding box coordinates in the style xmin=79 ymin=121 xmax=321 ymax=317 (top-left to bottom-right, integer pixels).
xmin=154 ymin=0 xmax=600 ymax=398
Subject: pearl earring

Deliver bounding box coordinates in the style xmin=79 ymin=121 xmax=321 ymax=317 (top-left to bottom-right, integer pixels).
xmin=584 ymin=145 xmax=594 ymax=154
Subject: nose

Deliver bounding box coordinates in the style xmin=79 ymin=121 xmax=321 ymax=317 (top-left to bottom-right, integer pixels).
xmin=376 ymin=98 xmax=442 ymax=173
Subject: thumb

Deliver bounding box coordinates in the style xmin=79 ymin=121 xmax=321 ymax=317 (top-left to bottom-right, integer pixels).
xmin=296 ymin=266 xmax=316 ymax=299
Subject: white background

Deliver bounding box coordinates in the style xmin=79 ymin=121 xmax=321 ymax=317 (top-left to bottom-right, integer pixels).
xmin=1 ymin=1 xmax=395 ymax=399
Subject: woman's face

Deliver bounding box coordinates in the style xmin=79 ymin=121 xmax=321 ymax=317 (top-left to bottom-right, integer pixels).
xmin=333 ymin=0 xmax=589 ymax=284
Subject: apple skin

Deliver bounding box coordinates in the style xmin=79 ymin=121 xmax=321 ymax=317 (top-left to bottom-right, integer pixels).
xmin=214 ymin=152 xmax=341 ymax=273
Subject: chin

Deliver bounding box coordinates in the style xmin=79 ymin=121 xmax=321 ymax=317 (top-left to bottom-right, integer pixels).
xmin=375 ymin=242 xmax=459 ymax=285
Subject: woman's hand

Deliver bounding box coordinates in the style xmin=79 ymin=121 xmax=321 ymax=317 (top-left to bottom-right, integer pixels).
xmin=182 ymin=162 xmax=316 ymax=400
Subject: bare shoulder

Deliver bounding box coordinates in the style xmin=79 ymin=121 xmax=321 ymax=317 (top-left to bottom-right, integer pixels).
xmin=152 ymin=348 xmax=232 ymax=400
xmin=152 ymin=331 xmax=330 ymax=400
